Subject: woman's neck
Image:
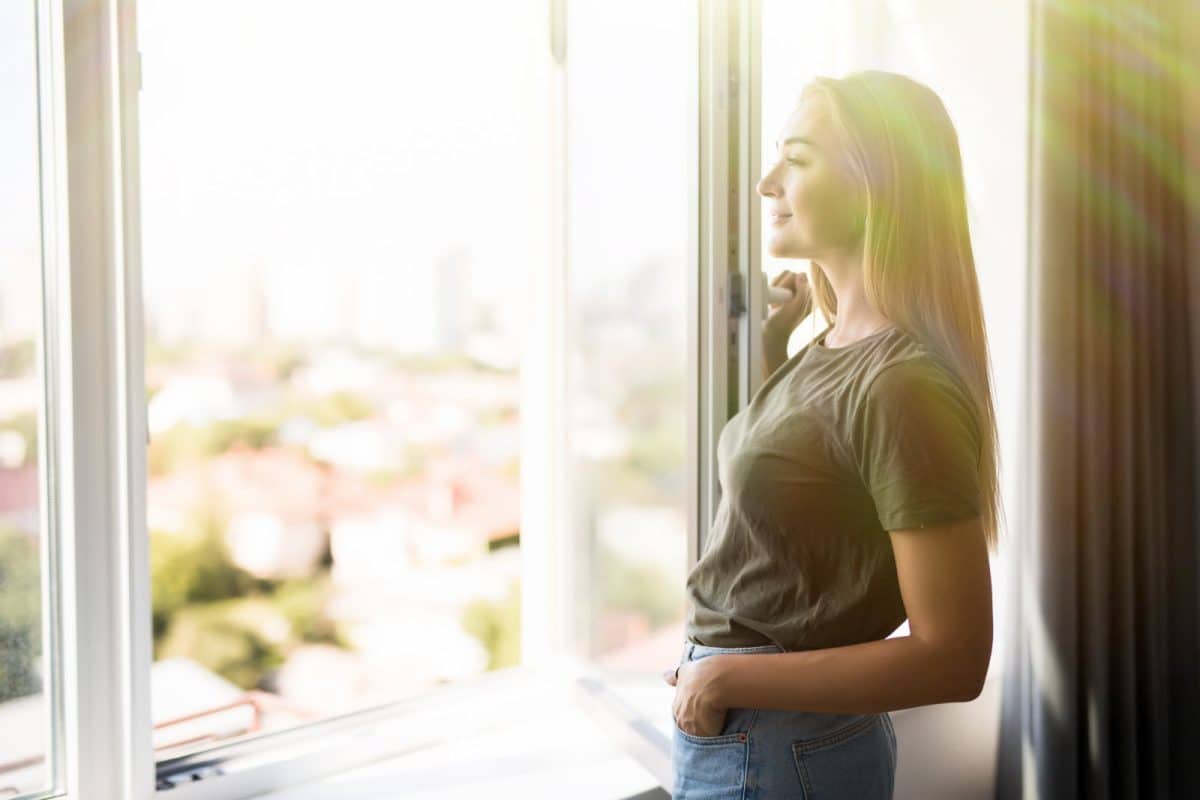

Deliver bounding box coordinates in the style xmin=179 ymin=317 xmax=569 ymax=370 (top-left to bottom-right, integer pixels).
xmin=815 ymin=258 xmax=892 ymax=347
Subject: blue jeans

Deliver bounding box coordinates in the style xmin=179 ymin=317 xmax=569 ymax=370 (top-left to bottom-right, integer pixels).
xmin=671 ymin=640 xmax=897 ymax=799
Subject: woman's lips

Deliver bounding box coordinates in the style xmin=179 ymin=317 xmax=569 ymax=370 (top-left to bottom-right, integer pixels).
xmin=770 ymin=214 xmax=791 ymax=225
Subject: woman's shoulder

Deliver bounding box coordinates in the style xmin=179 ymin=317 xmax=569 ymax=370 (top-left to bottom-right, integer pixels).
xmin=865 ymin=354 xmax=963 ymax=400
xmin=860 ymin=327 xmax=955 ymax=379
xmin=858 ymin=334 xmax=973 ymax=412
xmin=856 ymin=348 xmax=980 ymax=453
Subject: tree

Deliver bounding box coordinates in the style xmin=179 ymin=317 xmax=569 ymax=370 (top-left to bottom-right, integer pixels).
xmin=0 ymin=527 xmax=42 ymax=702
xmin=460 ymin=579 xmax=521 ymax=670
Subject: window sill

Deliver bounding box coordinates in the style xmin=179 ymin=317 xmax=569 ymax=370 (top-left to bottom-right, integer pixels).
xmin=157 ymin=649 xmax=1003 ymax=800
xmin=156 ymin=664 xmax=663 ymax=800
xmin=248 ymin=671 xmax=662 ymax=800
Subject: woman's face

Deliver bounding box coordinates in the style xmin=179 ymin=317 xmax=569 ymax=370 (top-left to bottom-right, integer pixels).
xmin=756 ymin=94 xmax=866 ymax=260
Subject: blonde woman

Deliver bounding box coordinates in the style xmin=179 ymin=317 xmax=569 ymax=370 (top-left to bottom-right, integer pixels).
xmin=662 ymin=70 xmax=1000 ymax=798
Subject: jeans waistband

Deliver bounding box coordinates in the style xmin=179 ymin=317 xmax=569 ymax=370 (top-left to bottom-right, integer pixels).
xmin=682 ymin=638 xmax=784 ymax=663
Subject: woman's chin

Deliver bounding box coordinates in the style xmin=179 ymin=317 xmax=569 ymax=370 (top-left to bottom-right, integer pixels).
xmin=766 ymin=238 xmax=810 ymax=259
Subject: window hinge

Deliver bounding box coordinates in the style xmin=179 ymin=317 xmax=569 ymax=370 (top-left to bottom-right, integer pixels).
xmin=157 ymin=763 xmax=225 ymax=790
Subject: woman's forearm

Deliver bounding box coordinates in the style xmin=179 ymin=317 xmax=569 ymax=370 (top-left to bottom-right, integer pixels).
xmin=709 ymin=634 xmax=984 ymax=715
xmin=762 ymin=340 xmax=789 ymax=382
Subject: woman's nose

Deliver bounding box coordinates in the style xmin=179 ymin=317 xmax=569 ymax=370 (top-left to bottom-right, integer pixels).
xmin=756 ymin=175 xmax=773 ymax=198
xmin=756 ymin=166 xmax=782 ymax=198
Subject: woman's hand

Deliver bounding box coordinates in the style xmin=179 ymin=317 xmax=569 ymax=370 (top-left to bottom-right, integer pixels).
xmin=762 ymin=269 xmax=814 ymax=351
xmin=663 ymin=657 xmax=729 ymax=738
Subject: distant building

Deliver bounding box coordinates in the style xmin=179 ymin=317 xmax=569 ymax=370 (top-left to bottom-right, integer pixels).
xmin=147 ymin=445 xmax=519 ymax=582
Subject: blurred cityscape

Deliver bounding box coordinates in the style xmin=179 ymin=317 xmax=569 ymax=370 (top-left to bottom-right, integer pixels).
xmin=0 ymin=241 xmax=688 ymax=782
xmin=142 ymin=279 xmax=524 ymax=701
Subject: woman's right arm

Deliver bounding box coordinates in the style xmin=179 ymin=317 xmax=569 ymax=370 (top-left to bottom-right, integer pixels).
xmin=762 ymin=334 xmax=791 ymax=381
xmin=761 ymin=269 xmax=812 ymax=380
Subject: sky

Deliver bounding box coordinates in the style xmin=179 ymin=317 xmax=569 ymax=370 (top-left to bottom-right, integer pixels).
xmin=3 ymin=0 xmax=781 ymax=351
xmin=135 ymin=0 xmax=544 ymax=347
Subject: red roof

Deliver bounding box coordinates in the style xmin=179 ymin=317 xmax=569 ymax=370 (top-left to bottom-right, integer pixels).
xmin=0 ymin=466 xmax=38 ymax=513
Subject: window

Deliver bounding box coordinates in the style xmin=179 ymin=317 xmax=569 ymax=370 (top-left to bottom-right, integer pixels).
xmin=563 ymin=0 xmax=692 ymax=675
xmin=0 ymin=3 xmax=65 ymax=797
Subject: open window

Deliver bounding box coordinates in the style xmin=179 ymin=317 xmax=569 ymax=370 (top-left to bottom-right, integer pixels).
xmin=0 ymin=1 xmax=1026 ymax=798
xmin=132 ymin=0 xmax=740 ymax=795
xmin=0 ymin=2 xmax=67 ymax=797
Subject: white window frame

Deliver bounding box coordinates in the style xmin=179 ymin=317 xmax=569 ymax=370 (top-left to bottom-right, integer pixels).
xmin=45 ymin=0 xmax=758 ymax=797
xmin=50 ymin=0 xmax=154 ymax=798
xmin=33 ymin=0 xmax=70 ymax=796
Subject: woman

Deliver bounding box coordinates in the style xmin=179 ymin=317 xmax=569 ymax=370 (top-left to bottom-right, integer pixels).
xmin=662 ymin=70 xmax=1001 ymax=799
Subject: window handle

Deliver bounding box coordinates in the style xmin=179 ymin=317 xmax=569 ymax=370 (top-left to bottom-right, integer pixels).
xmin=765 ymin=273 xmax=794 ymax=307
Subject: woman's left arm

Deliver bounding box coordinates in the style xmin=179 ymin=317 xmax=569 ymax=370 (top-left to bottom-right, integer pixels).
xmin=700 ymin=515 xmax=993 ymax=714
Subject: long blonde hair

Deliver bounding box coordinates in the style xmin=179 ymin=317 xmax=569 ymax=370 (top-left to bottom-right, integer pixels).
xmin=801 ymin=70 xmax=1003 ymax=552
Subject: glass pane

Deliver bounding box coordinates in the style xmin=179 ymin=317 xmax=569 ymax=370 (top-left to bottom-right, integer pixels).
xmin=0 ymin=2 xmax=57 ymax=797
xmin=565 ymin=0 xmax=691 ymax=671
xmin=139 ymin=0 xmax=538 ymax=759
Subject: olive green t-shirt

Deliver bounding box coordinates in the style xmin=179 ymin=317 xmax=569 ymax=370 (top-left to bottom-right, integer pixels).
xmin=684 ymin=322 xmax=982 ymax=652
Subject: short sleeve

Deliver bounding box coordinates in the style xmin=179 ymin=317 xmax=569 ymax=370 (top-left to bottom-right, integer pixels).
xmin=852 ymin=358 xmax=982 ymax=531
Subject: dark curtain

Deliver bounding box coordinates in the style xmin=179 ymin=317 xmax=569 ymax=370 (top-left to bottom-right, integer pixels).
xmin=995 ymin=1 xmax=1199 ymax=798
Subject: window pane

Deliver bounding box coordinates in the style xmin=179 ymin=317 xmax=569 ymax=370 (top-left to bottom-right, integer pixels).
xmin=565 ymin=0 xmax=691 ymax=669
xmin=0 ymin=3 xmax=57 ymax=797
xmin=139 ymin=0 xmax=538 ymax=759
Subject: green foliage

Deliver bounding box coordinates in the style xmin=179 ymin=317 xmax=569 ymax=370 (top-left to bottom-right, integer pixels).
xmin=460 ymin=579 xmax=521 ymax=670
xmin=144 ymin=337 xmax=201 ymax=368
xmin=145 ymin=390 xmax=379 ymax=477
xmin=478 ymin=404 xmax=518 ymax=428
xmin=150 ymin=510 xmax=350 ymax=689
xmin=149 ymin=516 xmax=261 ymax=642
xmin=281 ymin=392 xmax=375 ymax=428
xmin=0 ymin=526 xmax=42 ymax=702
xmin=271 ymin=575 xmax=347 ymax=647
xmin=156 ymin=578 xmax=351 ymax=690
xmin=147 ymin=417 xmax=282 ymax=475
xmin=486 ymin=530 xmax=520 ymax=552
xmin=247 ymin=344 xmax=306 ymax=382
xmin=157 ymin=599 xmax=285 ymax=690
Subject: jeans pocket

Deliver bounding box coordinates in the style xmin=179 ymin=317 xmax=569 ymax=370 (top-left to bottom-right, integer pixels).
xmin=672 ymin=705 xmax=757 ymax=744
xmin=671 ymin=708 xmax=756 ymax=799
xmin=790 ymin=713 xmax=895 ymax=799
